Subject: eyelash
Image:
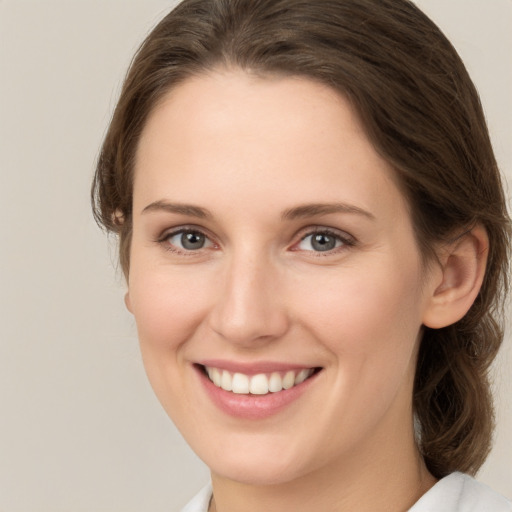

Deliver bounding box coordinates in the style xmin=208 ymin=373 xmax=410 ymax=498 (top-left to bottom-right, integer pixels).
xmin=155 ymin=227 xmax=216 ymax=255
xmin=293 ymin=228 xmax=356 ymax=256
xmin=155 ymin=226 xmax=356 ymax=256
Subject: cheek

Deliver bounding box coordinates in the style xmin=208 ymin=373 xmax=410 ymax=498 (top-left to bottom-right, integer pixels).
xmin=127 ymin=268 xmax=215 ymax=416
xmin=289 ymin=260 xmax=425 ymax=449
xmin=296 ymin=256 xmax=425 ymax=372
xmin=127 ymin=266 xmax=215 ymax=366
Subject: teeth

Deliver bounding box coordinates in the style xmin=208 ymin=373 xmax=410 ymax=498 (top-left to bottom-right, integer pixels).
xmin=232 ymin=373 xmax=249 ymax=394
xmin=282 ymin=370 xmax=295 ymax=389
xmin=249 ymin=374 xmax=269 ymax=395
xmin=205 ymin=366 xmax=315 ymax=395
xmin=294 ymin=369 xmax=310 ymax=385
xmin=268 ymin=372 xmax=283 ymax=392
xmin=221 ymin=370 xmax=232 ymax=391
xmin=211 ymin=368 xmax=221 ymax=387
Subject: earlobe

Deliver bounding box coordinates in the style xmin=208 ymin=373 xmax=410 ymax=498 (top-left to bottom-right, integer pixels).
xmin=124 ymin=291 xmax=133 ymax=313
xmin=422 ymin=225 xmax=489 ymax=329
xmin=112 ymin=208 xmax=125 ymax=227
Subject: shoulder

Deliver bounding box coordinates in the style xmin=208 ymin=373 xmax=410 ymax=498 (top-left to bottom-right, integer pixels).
xmin=409 ymin=472 xmax=512 ymax=512
xmin=180 ymin=483 xmax=213 ymax=512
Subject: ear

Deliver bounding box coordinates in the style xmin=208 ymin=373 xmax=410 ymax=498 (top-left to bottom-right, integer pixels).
xmin=422 ymin=225 xmax=489 ymax=329
xmin=112 ymin=208 xmax=125 ymax=227
xmin=124 ymin=291 xmax=133 ymax=313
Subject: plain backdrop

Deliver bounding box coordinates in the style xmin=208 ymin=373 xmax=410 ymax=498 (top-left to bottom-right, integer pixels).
xmin=1 ymin=1 xmax=511 ymax=510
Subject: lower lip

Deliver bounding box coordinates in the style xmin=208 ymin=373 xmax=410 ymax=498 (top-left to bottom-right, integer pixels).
xmin=196 ymin=366 xmax=320 ymax=420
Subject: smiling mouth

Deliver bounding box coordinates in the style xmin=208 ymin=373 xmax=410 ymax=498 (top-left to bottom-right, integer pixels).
xmin=201 ymin=365 xmax=321 ymax=395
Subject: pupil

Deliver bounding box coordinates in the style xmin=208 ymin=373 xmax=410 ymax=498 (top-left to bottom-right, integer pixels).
xmin=312 ymin=234 xmax=335 ymax=251
xmin=181 ymin=232 xmax=205 ymax=250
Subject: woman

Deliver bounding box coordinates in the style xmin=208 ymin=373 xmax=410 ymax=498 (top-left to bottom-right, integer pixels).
xmin=92 ymin=0 xmax=511 ymax=510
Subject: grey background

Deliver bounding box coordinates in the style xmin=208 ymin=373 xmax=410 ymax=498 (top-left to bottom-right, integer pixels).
xmin=1 ymin=1 xmax=510 ymax=510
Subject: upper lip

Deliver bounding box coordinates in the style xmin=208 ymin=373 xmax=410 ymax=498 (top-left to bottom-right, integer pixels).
xmin=197 ymin=359 xmax=320 ymax=375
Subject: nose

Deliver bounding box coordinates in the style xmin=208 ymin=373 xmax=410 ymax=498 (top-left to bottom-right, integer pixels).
xmin=207 ymin=251 xmax=290 ymax=347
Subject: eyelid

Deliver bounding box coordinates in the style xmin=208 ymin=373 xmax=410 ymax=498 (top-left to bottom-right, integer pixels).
xmin=155 ymin=225 xmax=217 ymax=254
xmin=290 ymin=226 xmax=356 ymax=253
xmin=154 ymin=224 xmax=356 ymax=255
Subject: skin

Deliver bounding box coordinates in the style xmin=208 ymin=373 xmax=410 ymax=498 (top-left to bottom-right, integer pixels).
xmin=125 ymin=70 xmax=487 ymax=511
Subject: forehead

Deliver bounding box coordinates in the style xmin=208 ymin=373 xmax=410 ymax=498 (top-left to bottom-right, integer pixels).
xmin=133 ymin=70 xmax=407 ymax=222
xmin=138 ymin=70 xmax=367 ymax=159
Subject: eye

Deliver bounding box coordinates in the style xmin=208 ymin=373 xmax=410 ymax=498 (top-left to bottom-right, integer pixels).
xmin=160 ymin=229 xmax=214 ymax=252
xmin=295 ymin=229 xmax=353 ymax=253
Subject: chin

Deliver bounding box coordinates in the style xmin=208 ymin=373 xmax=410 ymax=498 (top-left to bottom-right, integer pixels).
xmin=198 ymin=436 xmax=317 ymax=486
xmin=213 ymin=458 xmax=306 ymax=486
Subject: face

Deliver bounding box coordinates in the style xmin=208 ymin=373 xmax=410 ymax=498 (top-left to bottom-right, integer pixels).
xmin=127 ymin=70 xmax=437 ymax=485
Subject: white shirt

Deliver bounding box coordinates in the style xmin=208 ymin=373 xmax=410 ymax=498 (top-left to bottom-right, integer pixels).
xmin=180 ymin=473 xmax=511 ymax=511
xmin=181 ymin=483 xmax=212 ymax=512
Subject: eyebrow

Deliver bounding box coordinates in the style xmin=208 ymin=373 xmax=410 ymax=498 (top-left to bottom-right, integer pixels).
xmin=141 ymin=200 xmax=212 ymax=218
xmin=141 ymin=200 xmax=375 ymax=221
xmin=281 ymin=203 xmax=375 ymax=221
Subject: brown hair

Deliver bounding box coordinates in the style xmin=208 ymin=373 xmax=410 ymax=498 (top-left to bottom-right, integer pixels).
xmin=92 ymin=0 xmax=511 ymax=478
